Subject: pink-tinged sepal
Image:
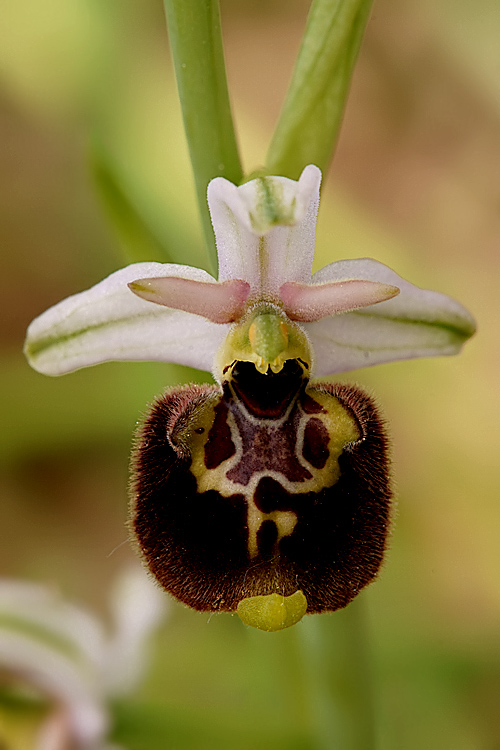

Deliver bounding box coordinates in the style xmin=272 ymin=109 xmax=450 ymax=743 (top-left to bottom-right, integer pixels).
xmin=306 ymin=258 xmax=476 ymax=374
xmin=24 ymin=262 xmax=230 ymax=376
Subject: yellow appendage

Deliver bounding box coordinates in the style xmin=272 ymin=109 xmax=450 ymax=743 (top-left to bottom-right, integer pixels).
xmin=237 ymin=590 xmax=308 ymax=631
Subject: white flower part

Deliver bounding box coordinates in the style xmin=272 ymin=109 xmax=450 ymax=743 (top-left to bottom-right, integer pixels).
xmin=0 ymin=569 xmax=168 ymax=749
xmin=24 ymin=165 xmax=475 ymax=379
xmin=304 ymin=258 xmax=476 ymax=375
xmin=0 ymin=579 xmax=108 ymax=747
xmin=24 ymin=262 xmax=229 ymax=376
xmin=209 ymin=164 xmax=321 ymax=296
xmin=0 ymin=636 xmax=107 ymax=746
xmin=101 ymin=567 xmax=167 ymax=696
xmin=0 ymin=579 xmax=105 ymax=663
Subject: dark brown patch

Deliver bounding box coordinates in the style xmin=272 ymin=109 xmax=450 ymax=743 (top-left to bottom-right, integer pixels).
xmin=204 ymin=399 xmax=235 ymax=469
xmin=257 ymin=519 xmax=279 ymax=556
xmin=254 ymin=476 xmax=293 ymax=513
xmin=302 ymin=417 xmax=330 ymax=469
xmin=301 ymin=393 xmax=326 ymax=414
xmin=225 ymin=403 xmax=312 ymax=486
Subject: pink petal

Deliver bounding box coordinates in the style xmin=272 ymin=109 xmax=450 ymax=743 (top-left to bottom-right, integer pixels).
xmin=280 ymin=280 xmax=400 ymax=322
xmin=129 ymin=277 xmax=251 ymax=324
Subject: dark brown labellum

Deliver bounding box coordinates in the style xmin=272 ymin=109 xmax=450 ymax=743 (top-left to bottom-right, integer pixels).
xmin=129 ymin=362 xmax=392 ymax=615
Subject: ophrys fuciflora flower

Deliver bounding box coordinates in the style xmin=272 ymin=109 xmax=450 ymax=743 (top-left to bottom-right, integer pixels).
xmin=25 ymin=166 xmax=475 ymax=631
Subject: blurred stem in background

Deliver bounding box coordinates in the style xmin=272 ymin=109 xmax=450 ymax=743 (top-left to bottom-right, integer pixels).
xmin=297 ymin=599 xmax=376 ymax=750
xmin=91 ymin=141 xmax=177 ymax=264
xmin=247 ymin=597 xmax=376 ymax=750
xmin=160 ymin=1 xmax=377 ymax=748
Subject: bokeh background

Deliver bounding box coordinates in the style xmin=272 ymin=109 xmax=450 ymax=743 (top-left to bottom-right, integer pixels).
xmin=1 ymin=0 xmax=498 ymax=747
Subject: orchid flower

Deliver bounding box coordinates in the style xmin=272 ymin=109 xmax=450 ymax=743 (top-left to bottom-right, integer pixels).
xmin=0 ymin=568 xmax=167 ymax=750
xmin=24 ymin=165 xmax=475 ymax=632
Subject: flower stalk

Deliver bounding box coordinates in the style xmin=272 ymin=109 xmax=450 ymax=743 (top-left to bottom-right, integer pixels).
xmin=163 ymin=0 xmax=243 ymax=272
xmin=297 ymin=599 xmax=376 ymax=750
xmin=267 ymin=0 xmax=374 ymax=179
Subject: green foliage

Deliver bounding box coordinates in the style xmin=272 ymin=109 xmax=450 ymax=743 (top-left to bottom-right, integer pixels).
xmin=267 ymin=0 xmax=373 ymax=180
xmin=163 ymin=0 xmax=243 ymax=272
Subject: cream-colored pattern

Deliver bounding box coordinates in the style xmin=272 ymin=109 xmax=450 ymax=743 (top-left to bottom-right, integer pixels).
xmin=179 ymin=386 xmax=360 ymax=558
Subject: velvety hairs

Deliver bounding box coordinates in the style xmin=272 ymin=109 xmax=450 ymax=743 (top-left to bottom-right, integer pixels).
xmin=130 ymin=364 xmax=392 ymax=615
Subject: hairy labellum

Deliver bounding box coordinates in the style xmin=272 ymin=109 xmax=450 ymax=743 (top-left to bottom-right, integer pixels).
xmin=130 ymin=357 xmax=392 ymax=629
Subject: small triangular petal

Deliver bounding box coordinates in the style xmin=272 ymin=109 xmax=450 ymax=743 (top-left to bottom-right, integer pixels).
xmin=305 ymin=258 xmax=476 ymax=375
xmin=129 ymin=276 xmax=250 ymax=323
xmin=280 ymin=279 xmax=399 ymax=321
xmin=208 ymin=165 xmax=321 ymax=296
xmin=24 ymin=263 xmax=229 ymax=376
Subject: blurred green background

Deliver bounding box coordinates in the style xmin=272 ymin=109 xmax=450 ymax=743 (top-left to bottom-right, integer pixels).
xmin=0 ymin=0 xmax=498 ymax=747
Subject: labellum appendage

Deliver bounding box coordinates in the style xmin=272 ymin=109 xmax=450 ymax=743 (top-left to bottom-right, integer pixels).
xmin=130 ymin=306 xmax=392 ymax=631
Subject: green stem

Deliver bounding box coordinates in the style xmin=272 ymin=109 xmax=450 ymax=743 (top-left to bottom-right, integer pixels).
xmin=163 ymin=0 xmax=243 ymax=273
xmin=245 ymin=595 xmax=377 ymax=749
xmin=297 ymin=597 xmax=376 ymax=750
xmin=266 ymin=0 xmax=374 ymax=180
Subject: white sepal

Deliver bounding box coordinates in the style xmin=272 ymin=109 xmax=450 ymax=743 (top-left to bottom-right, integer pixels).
xmin=209 ymin=165 xmax=321 ymax=296
xmin=24 ymin=263 xmax=229 ymax=376
xmin=305 ymin=258 xmax=476 ymax=374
